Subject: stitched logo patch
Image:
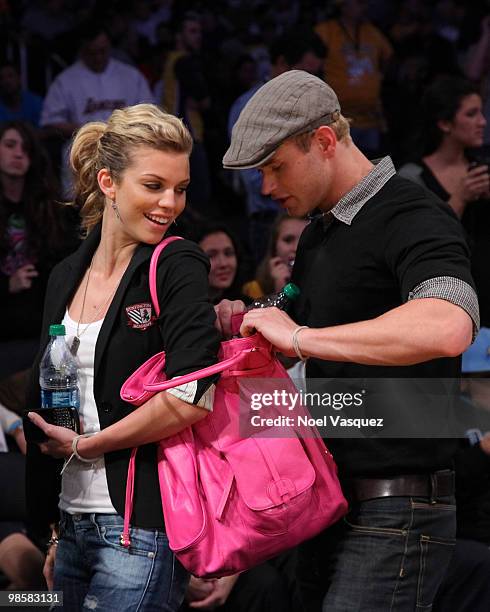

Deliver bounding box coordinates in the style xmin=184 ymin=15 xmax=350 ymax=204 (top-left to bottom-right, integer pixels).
xmin=126 ymin=303 xmax=154 ymax=330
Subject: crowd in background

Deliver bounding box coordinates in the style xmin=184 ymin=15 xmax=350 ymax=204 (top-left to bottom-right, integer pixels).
xmin=0 ymin=0 xmax=489 ymax=255
xmin=1 ymin=0 xmax=490 ymax=608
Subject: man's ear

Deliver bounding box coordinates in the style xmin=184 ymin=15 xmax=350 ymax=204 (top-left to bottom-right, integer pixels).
xmin=314 ymin=125 xmax=337 ymax=158
xmin=97 ymin=168 xmax=115 ymax=199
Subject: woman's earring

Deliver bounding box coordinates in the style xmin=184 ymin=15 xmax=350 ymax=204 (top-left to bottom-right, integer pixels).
xmin=111 ymin=200 xmax=122 ymax=221
xmin=173 ymin=219 xmax=178 ymax=226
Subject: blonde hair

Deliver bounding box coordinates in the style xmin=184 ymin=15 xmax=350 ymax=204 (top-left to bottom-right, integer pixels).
xmin=292 ymin=112 xmax=351 ymax=152
xmin=70 ymin=104 xmax=193 ymax=233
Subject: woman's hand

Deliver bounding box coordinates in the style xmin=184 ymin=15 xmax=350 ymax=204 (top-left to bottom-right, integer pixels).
xmin=268 ymin=256 xmax=291 ymax=292
xmin=459 ymin=165 xmax=490 ymax=202
xmin=8 ymin=264 xmax=39 ymax=293
xmin=43 ymin=541 xmax=57 ymax=591
xmin=27 ymin=412 xmax=77 ymax=458
xmin=214 ymin=299 xmax=246 ymax=338
xmin=12 ymin=426 xmax=27 ymax=455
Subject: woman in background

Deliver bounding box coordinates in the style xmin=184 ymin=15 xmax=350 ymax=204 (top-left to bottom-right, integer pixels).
xmin=398 ymin=75 xmax=490 ymax=327
xmin=0 ymin=120 xmax=78 ymax=379
xmin=194 ymin=222 xmax=250 ymax=304
xmin=243 ymin=214 xmax=307 ymax=300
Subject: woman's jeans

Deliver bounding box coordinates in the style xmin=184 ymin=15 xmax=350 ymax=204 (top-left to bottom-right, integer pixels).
xmin=54 ymin=511 xmax=188 ymax=611
xmin=298 ymin=495 xmax=456 ymax=612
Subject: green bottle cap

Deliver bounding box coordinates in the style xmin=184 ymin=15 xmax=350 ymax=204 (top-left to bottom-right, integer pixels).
xmin=282 ymin=283 xmax=300 ymax=300
xmin=49 ymin=324 xmax=66 ymax=336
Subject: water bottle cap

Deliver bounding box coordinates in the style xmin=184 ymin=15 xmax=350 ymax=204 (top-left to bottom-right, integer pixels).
xmin=49 ymin=324 xmax=66 ymax=336
xmin=283 ymin=283 xmax=300 ymax=300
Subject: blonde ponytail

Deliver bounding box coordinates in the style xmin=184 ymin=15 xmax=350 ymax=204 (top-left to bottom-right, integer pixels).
xmin=70 ymin=122 xmax=106 ymax=234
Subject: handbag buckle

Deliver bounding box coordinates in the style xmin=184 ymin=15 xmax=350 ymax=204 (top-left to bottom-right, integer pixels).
xmin=120 ymin=533 xmax=131 ymax=547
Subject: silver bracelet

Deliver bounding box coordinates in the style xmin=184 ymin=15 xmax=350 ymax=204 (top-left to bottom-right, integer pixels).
xmin=291 ymin=326 xmax=309 ymax=361
xmin=72 ymin=433 xmax=100 ymax=463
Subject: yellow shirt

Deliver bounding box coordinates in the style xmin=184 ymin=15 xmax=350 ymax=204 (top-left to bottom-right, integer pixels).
xmin=315 ymin=19 xmax=393 ymax=129
xmin=242 ymin=280 xmax=264 ymax=300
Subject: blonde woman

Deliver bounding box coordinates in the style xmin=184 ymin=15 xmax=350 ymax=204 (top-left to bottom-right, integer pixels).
xmin=25 ymin=104 xmax=220 ymax=611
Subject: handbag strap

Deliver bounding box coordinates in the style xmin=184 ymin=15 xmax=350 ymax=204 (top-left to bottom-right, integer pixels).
xmin=144 ymin=235 xmax=257 ymax=391
xmin=120 ymin=235 xmax=182 ymax=547
xmin=149 ymin=235 xmax=184 ymax=317
xmin=143 ymin=348 xmax=253 ymax=392
xmin=121 ymin=447 xmax=138 ymax=548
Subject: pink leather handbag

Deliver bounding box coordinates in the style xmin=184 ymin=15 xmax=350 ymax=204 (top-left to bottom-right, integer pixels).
xmin=120 ymin=237 xmax=347 ymax=578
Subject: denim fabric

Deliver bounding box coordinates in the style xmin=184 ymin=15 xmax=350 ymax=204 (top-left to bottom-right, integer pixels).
xmin=298 ymin=495 xmax=456 ymax=612
xmin=53 ymin=512 xmax=188 ymax=612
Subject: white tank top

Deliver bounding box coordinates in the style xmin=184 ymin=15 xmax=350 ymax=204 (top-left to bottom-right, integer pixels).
xmin=58 ymin=310 xmax=117 ymax=514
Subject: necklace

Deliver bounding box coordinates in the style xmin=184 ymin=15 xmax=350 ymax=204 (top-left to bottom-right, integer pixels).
xmin=70 ymin=257 xmax=119 ymax=356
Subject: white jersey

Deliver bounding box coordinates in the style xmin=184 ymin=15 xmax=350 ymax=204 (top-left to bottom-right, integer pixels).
xmin=41 ymin=58 xmax=154 ymax=127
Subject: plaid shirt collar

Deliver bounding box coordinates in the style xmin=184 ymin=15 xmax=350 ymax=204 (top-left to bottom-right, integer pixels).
xmin=329 ymin=156 xmax=396 ymax=225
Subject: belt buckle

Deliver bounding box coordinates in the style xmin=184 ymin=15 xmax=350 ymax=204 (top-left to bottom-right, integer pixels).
xmin=429 ymin=470 xmax=454 ymax=504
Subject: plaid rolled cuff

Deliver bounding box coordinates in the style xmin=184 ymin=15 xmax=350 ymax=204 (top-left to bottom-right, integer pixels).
xmin=408 ymin=276 xmax=480 ymax=340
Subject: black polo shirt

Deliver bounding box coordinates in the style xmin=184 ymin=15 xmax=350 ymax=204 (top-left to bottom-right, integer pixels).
xmin=291 ymin=158 xmax=479 ymax=479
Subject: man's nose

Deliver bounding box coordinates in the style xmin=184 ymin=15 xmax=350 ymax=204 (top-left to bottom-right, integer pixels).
xmin=261 ymin=174 xmax=275 ymax=196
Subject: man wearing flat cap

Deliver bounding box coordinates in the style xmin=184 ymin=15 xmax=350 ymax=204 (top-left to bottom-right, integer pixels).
xmin=221 ymin=70 xmax=480 ymax=611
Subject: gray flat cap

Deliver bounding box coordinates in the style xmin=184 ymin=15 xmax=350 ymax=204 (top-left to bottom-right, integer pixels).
xmin=223 ymin=70 xmax=341 ymax=169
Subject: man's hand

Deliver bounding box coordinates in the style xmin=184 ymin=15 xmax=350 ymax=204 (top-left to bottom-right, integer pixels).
xmin=214 ymin=299 xmax=246 ymax=338
xmin=27 ymin=412 xmax=77 ymax=458
xmin=240 ymin=307 xmax=298 ymax=355
xmin=188 ymin=574 xmax=239 ymax=609
xmin=185 ymin=576 xmax=216 ymax=603
xmin=9 ymin=264 xmax=38 ymax=293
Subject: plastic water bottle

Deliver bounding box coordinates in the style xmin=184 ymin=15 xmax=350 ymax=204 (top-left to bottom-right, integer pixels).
xmin=40 ymin=324 xmax=80 ymax=410
xmin=246 ymin=282 xmax=300 ymax=311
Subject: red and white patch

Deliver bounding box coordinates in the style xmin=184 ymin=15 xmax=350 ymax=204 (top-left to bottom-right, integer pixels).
xmin=126 ymin=303 xmax=155 ymax=330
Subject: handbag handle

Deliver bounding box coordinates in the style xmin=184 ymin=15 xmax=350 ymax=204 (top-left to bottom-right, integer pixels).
xmin=143 ymin=347 xmax=255 ymax=392
xmin=149 ymin=236 xmax=184 ymax=316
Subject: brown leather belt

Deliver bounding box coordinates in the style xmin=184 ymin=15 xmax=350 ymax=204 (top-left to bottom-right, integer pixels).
xmin=343 ymin=470 xmax=455 ymax=504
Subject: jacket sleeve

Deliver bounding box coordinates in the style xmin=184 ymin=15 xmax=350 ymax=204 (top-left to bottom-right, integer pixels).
xmin=156 ymin=240 xmax=221 ymax=403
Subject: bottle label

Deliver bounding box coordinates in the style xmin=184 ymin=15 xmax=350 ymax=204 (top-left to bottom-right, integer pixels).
xmin=40 ymin=389 xmax=80 ymax=409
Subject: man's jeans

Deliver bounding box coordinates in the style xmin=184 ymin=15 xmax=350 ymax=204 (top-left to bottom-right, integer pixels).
xmin=53 ymin=512 xmax=188 ymax=611
xmin=298 ymin=495 xmax=456 ymax=611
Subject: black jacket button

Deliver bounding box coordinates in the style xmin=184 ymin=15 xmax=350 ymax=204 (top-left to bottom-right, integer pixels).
xmin=101 ymin=401 xmax=112 ymax=413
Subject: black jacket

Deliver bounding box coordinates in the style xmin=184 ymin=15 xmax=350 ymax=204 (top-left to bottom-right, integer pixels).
xmin=26 ymin=225 xmax=220 ymax=530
